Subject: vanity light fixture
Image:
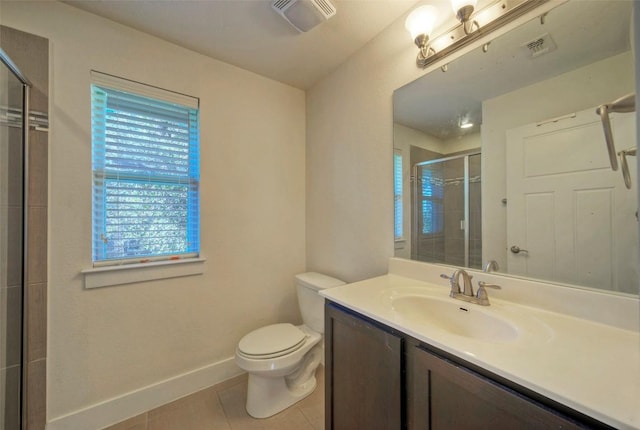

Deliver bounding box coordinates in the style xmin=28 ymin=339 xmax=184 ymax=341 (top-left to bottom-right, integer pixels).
xmin=451 ymin=0 xmax=479 ymax=34
xmin=405 ymin=0 xmax=548 ymax=70
xmin=405 ymin=5 xmax=439 ymax=68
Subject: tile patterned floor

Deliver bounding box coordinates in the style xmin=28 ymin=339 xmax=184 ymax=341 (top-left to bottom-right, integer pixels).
xmin=104 ymin=367 xmax=324 ymax=430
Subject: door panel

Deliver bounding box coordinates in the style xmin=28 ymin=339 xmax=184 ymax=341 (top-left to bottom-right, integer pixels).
xmin=506 ymin=107 xmax=637 ymax=292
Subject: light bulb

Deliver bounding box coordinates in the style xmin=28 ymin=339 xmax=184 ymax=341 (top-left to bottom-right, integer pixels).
xmin=405 ymin=5 xmax=439 ymax=41
xmin=451 ymin=0 xmax=477 ymax=15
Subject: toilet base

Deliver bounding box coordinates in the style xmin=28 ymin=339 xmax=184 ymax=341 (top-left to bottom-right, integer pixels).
xmin=245 ymin=373 xmax=317 ymax=419
xmin=245 ymin=344 xmax=322 ymax=418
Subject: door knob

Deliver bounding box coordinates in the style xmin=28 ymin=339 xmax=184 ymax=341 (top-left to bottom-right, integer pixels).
xmin=510 ymin=245 xmax=528 ymax=254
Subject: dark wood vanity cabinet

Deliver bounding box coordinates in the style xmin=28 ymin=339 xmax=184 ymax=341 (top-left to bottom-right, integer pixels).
xmin=325 ymin=301 xmax=612 ymax=430
xmin=406 ymin=341 xmax=584 ymax=430
xmin=324 ymin=301 xmax=403 ymax=430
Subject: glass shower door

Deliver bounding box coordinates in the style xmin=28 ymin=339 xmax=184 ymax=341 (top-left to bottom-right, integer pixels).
xmin=412 ymin=152 xmax=482 ymax=269
xmin=0 ymin=52 xmax=25 ymax=430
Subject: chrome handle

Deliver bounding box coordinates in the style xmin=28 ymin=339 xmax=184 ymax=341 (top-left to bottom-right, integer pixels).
xmin=440 ymin=273 xmax=460 ymax=296
xmin=618 ymin=147 xmax=636 ymax=190
xmin=475 ymin=281 xmax=501 ymax=305
xmin=597 ymin=104 xmax=619 ymax=171
xmin=596 ymin=93 xmax=636 ymax=172
xmin=477 ymin=281 xmax=501 ymax=290
xmin=510 ymin=245 xmax=528 ymax=254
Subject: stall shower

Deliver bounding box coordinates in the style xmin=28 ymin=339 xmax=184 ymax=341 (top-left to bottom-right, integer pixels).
xmin=412 ymin=152 xmax=482 ymax=269
xmin=1 ymin=25 xmax=49 ymax=430
xmin=0 ymin=46 xmax=30 ymax=430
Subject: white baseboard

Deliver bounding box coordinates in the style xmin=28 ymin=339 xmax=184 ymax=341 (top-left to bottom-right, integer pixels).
xmin=46 ymin=356 xmax=243 ymax=430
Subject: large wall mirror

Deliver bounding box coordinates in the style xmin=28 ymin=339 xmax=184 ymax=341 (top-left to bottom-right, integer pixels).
xmin=393 ymin=0 xmax=638 ymax=296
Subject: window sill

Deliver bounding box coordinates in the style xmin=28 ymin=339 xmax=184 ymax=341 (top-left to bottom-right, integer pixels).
xmin=81 ymin=257 xmax=206 ymax=289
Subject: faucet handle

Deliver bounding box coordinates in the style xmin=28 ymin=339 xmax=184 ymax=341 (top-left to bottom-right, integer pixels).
xmin=475 ymin=281 xmax=501 ymax=305
xmin=440 ymin=273 xmax=460 ymax=296
xmin=477 ymin=281 xmax=501 ymax=289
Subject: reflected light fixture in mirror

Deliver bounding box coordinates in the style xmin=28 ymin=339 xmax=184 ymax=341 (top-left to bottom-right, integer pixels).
xmin=405 ymin=5 xmax=439 ymax=68
xmin=451 ymin=0 xmax=479 ymax=34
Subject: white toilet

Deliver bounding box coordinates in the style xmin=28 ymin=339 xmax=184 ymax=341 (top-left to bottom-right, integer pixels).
xmin=235 ymin=272 xmax=345 ymax=418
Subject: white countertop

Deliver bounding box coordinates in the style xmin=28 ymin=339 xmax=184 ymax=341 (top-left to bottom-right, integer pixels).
xmin=321 ymin=273 xmax=640 ymax=429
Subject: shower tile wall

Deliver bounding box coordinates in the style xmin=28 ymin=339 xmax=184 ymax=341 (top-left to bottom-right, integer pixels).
xmin=1 ymin=25 xmax=49 ymax=430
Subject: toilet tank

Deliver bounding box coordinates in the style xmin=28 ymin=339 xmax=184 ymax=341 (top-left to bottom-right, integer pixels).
xmin=295 ymin=272 xmax=345 ymax=333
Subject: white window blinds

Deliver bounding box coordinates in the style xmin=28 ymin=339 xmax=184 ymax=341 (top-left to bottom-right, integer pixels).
xmin=91 ymin=72 xmax=200 ymax=265
xmin=393 ymin=149 xmax=403 ymax=240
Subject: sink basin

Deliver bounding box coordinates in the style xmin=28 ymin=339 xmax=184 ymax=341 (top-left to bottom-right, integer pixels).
xmin=391 ymin=295 xmax=519 ymax=342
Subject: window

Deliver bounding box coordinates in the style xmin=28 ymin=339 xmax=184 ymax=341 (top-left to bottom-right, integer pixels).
xmin=91 ymin=72 xmax=200 ymax=266
xmin=393 ymin=149 xmax=403 ymax=240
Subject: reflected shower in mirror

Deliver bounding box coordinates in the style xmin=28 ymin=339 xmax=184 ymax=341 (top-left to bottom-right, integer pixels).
xmin=393 ymin=0 xmax=638 ymax=295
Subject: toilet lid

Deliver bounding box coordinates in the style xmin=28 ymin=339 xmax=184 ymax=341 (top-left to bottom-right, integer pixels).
xmin=238 ymin=323 xmax=307 ymax=358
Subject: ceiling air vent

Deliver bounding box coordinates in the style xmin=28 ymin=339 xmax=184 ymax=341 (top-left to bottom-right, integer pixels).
xmin=271 ymin=0 xmax=337 ymax=32
xmin=522 ymin=33 xmax=558 ymax=58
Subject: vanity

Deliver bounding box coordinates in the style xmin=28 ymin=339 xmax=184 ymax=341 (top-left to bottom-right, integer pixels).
xmin=321 ymin=258 xmax=640 ymax=430
xmin=320 ymin=0 xmax=640 ymax=427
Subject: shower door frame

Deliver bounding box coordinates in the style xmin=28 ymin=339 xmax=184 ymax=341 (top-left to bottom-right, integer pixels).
xmin=411 ymin=150 xmax=481 ymax=267
xmin=0 ymin=47 xmax=32 ymax=430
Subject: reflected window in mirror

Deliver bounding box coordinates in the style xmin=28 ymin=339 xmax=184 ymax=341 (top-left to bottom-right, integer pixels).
xmin=394 ymin=148 xmax=404 ymax=243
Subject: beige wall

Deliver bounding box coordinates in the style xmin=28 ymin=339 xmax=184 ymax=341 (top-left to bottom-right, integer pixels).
xmin=394 ymin=123 xmax=446 ymax=154
xmin=0 ymin=1 xmax=306 ymax=426
xmin=305 ymin=21 xmax=425 ymax=283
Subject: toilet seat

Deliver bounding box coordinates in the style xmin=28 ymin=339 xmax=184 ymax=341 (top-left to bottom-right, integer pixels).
xmin=238 ymin=323 xmax=308 ymax=359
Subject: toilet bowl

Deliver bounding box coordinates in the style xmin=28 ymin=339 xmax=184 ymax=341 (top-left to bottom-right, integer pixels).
xmin=235 ymin=272 xmax=345 ymax=418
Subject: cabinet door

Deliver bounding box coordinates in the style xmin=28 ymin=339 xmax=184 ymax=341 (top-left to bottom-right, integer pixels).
xmin=407 ymin=345 xmax=584 ymax=430
xmin=325 ymin=303 xmax=403 ymax=430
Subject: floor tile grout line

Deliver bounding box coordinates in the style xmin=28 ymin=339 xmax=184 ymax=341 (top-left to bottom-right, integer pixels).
xmin=214 ymin=388 xmax=233 ymax=430
xmin=296 ymin=404 xmax=316 ymax=429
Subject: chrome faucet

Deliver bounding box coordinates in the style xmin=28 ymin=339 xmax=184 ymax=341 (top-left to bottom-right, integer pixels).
xmin=440 ymin=269 xmax=501 ymax=306
xmin=440 ymin=269 xmax=474 ymax=298
xmin=483 ymin=260 xmax=499 ymax=273
xmin=454 ymin=269 xmax=474 ymax=297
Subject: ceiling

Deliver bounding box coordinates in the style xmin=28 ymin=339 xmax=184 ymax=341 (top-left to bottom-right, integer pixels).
xmin=393 ymin=0 xmax=633 ymax=140
xmin=63 ymin=0 xmax=421 ymax=90
xmin=60 ymin=0 xmax=634 ymax=134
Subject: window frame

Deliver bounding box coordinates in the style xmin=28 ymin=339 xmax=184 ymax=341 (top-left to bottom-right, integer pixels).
xmin=90 ymin=71 xmax=201 ymax=268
